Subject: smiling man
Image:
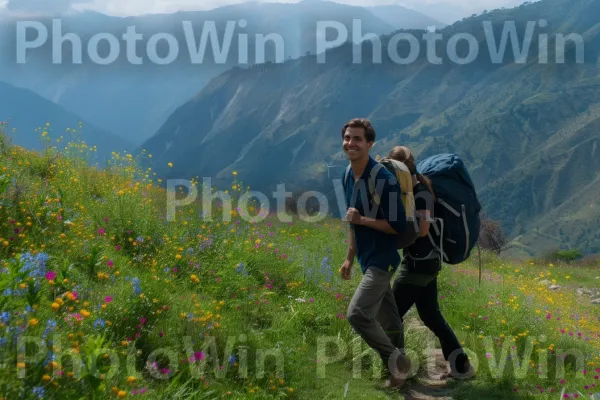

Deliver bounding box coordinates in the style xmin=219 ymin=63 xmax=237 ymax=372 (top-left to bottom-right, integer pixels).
xmin=339 ymin=117 xmax=411 ymax=390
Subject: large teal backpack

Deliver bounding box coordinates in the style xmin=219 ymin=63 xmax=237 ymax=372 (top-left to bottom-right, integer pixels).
xmin=417 ymin=153 xmax=481 ymax=265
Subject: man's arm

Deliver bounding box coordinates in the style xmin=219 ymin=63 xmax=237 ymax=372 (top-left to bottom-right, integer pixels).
xmin=342 ymin=170 xmax=357 ymax=262
xmin=353 ymin=170 xmax=406 ymax=234
xmin=356 ymin=215 xmax=399 ymax=234
xmin=345 ymin=227 xmax=356 ymax=262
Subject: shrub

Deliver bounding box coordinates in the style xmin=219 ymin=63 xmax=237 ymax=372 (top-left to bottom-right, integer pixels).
xmin=478 ymin=212 xmax=507 ymax=254
xmin=539 ymin=248 xmax=583 ymax=264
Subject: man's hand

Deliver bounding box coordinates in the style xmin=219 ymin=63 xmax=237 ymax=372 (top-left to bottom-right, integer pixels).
xmin=339 ymin=259 xmax=353 ymax=280
xmin=345 ymin=207 xmax=362 ymax=225
xmin=347 ymin=207 xmax=397 ymax=234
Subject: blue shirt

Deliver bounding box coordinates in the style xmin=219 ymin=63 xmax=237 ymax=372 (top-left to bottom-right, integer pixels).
xmin=342 ymin=156 xmax=406 ymax=274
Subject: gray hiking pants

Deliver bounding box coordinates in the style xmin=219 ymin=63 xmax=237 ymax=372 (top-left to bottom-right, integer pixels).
xmin=347 ymin=266 xmax=404 ymax=369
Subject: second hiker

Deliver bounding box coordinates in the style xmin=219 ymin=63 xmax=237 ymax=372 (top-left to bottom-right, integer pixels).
xmin=388 ymin=145 xmax=475 ymax=380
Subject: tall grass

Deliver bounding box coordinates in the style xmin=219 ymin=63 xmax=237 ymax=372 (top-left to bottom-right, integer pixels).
xmin=0 ymin=124 xmax=598 ymax=399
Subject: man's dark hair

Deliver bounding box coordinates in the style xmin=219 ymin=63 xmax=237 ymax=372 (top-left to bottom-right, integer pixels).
xmin=341 ymin=118 xmax=376 ymax=142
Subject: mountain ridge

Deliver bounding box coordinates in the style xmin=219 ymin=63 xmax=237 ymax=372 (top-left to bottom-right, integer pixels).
xmin=139 ymin=0 xmax=600 ymax=257
xmin=0 ymin=80 xmax=134 ymax=163
xmin=0 ymin=1 xmax=441 ymax=145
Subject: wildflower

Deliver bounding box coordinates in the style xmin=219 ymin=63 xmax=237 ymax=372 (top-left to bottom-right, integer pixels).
xmin=20 ymin=252 xmax=49 ymax=278
xmin=130 ymin=278 xmax=142 ymax=294
xmin=235 ymin=262 xmax=248 ymax=276
xmin=45 ymin=271 xmax=57 ymax=281
xmin=32 ymin=386 xmax=45 ymax=399
xmin=42 ymin=319 xmax=57 ymax=338
xmin=189 ymin=352 xmax=205 ymax=363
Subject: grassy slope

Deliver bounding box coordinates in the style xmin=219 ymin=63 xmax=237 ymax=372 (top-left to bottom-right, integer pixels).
xmin=0 ymin=127 xmax=598 ymax=399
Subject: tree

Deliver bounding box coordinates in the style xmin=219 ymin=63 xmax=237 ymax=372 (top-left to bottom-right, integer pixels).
xmin=478 ymin=212 xmax=507 ymax=254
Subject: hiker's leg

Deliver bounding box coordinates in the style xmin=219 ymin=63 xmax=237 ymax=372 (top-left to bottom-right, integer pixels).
xmin=390 ymin=279 xmax=419 ymax=351
xmin=415 ymin=277 xmax=470 ymax=374
xmin=392 ymin=282 xmax=420 ymax=319
xmin=347 ymin=267 xmax=399 ymax=369
xmin=376 ymin=286 xmax=404 ymax=354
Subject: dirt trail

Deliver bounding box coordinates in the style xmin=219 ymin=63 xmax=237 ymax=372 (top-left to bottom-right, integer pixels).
xmin=401 ymin=348 xmax=454 ymax=400
xmin=401 ymin=321 xmax=455 ymax=400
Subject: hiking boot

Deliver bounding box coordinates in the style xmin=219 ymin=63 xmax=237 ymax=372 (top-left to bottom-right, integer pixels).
xmin=384 ymin=353 xmax=411 ymax=390
xmin=440 ymin=360 xmax=476 ymax=380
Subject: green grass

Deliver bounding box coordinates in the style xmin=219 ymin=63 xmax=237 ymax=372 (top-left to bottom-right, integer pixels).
xmin=0 ymin=125 xmax=599 ymax=399
xmin=534 ymin=263 xmax=599 ymax=289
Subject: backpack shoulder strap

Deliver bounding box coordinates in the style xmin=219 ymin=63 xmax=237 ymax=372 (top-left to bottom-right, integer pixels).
xmin=426 ymin=218 xmax=448 ymax=263
xmin=368 ymin=163 xmax=384 ymax=206
xmin=343 ymin=165 xmax=351 ymax=191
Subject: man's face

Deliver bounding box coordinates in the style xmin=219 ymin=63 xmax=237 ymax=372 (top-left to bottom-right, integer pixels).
xmin=343 ymin=127 xmax=372 ymax=161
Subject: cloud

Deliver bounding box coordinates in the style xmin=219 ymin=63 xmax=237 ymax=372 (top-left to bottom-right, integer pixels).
xmin=71 ymin=0 xmax=249 ymax=16
xmin=1 ymin=0 xmax=527 ymax=20
xmin=6 ymin=0 xmax=92 ymax=14
xmin=0 ymin=0 xmax=8 ymax=15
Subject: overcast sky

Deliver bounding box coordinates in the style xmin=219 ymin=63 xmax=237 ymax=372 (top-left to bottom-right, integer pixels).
xmin=0 ymin=0 xmax=527 ymax=23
